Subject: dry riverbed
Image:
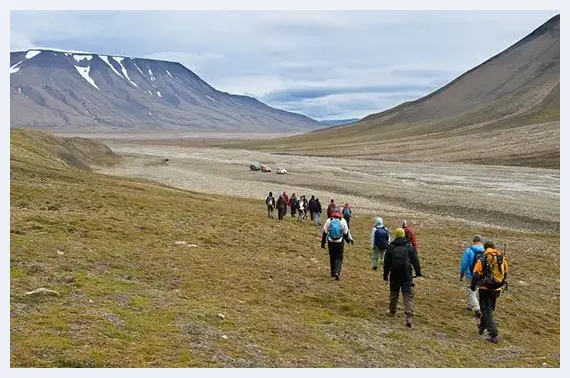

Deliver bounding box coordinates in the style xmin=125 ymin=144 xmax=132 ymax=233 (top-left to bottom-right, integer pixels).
xmin=99 ymin=142 xmax=559 ymax=234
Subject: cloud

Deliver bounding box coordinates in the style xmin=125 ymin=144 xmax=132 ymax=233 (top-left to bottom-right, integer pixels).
xmin=261 ymin=84 xmax=439 ymax=103
xmin=9 ymin=10 xmax=559 ymax=120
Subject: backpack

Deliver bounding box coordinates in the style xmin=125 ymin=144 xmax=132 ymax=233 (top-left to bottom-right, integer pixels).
xmin=469 ymin=247 xmax=484 ymax=274
xmin=343 ymin=207 xmax=351 ymax=218
xmin=266 ymin=196 xmax=274 ymax=209
xmin=479 ymin=250 xmax=507 ymax=288
xmin=374 ymin=227 xmax=389 ymax=249
xmin=391 ymin=243 xmax=411 ymax=273
xmin=329 ymin=218 xmax=343 ymax=239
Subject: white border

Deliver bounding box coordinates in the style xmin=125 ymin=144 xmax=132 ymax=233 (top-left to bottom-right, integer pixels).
xmin=3 ymin=1 xmax=566 ymax=377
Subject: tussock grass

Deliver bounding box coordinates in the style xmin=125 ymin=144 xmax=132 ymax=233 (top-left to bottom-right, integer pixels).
xmin=10 ymin=129 xmax=559 ymax=367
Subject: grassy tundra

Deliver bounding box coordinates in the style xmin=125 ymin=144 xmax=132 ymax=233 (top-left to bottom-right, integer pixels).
xmin=10 ymin=129 xmax=559 ymax=367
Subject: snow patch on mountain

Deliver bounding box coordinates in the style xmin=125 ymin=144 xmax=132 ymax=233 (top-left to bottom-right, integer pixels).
xmin=73 ymin=55 xmax=93 ymax=62
xmin=10 ymin=61 xmax=23 ymax=74
xmin=74 ymin=65 xmax=100 ymax=90
xmin=100 ymin=55 xmax=123 ymax=78
xmin=166 ymin=70 xmax=173 ymax=78
xmin=25 ymin=50 xmax=41 ymax=59
xmin=157 ymin=91 xmax=162 ymax=97
xmin=114 ymin=57 xmax=138 ymax=87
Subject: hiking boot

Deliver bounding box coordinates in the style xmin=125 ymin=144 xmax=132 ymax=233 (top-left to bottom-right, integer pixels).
xmin=386 ymin=310 xmax=396 ymax=317
xmin=405 ymin=314 xmax=413 ymax=328
xmin=475 ymin=310 xmax=482 ymax=319
xmin=372 ymin=266 xmax=378 ymax=271
xmin=478 ymin=324 xmax=485 ymax=335
xmin=334 ymin=273 xmax=340 ymax=281
xmin=486 ymin=336 xmax=499 ymax=344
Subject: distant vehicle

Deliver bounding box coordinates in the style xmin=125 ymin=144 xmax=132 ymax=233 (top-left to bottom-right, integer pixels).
xmin=250 ymin=163 xmax=261 ymax=171
xmin=276 ymin=168 xmax=288 ymax=174
xmin=260 ymin=164 xmax=272 ymax=173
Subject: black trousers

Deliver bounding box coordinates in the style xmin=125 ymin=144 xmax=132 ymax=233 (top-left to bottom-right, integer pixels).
xmin=344 ymin=216 xmax=350 ymax=228
xmin=277 ymin=207 xmax=285 ymax=220
xmin=479 ymin=289 xmax=499 ymax=337
xmin=327 ymin=240 xmax=345 ymax=276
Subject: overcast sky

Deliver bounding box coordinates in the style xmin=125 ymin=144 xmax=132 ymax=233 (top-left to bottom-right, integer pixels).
xmin=10 ymin=10 xmax=559 ymax=121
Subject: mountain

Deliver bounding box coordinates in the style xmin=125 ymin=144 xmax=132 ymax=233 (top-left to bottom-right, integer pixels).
xmin=318 ymin=118 xmax=359 ymax=127
xmin=246 ymin=15 xmax=560 ymax=168
xmin=9 ymin=49 xmax=320 ymax=132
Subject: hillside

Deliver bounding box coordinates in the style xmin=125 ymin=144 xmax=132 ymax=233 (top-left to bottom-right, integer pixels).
xmin=9 ymin=50 xmax=319 ymax=132
xmin=10 ymin=129 xmax=560 ymax=367
xmin=240 ymin=15 xmax=560 ymax=168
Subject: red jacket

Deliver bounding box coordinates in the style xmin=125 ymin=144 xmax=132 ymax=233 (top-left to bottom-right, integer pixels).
xmin=283 ymin=193 xmax=290 ymax=205
xmin=327 ymin=203 xmax=337 ymax=218
xmin=403 ymin=226 xmax=417 ymax=251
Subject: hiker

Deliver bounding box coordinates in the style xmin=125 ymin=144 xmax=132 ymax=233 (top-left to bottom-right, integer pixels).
xmin=321 ymin=207 xmax=354 ymax=280
xmin=459 ymin=235 xmax=485 ymax=318
xmin=370 ymin=217 xmax=390 ymax=270
xmin=276 ymin=194 xmax=286 ymax=221
xmin=308 ymin=195 xmax=316 ymax=221
xmin=297 ymin=197 xmax=305 ymax=222
xmin=402 ymin=220 xmax=418 ymax=253
xmin=383 ymin=228 xmax=421 ymax=328
xmin=290 ymin=193 xmax=298 ymax=218
xmin=326 ymin=199 xmax=337 ymax=219
xmin=314 ymin=198 xmax=323 ymax=226
xmin=342 ymin=203 xmax=352 ymax=228
xmin=283 ymin=191 xmax=290 ymax=215
xmin=471 ymin=241 xmax=508 ymax=344
xmin=302 ymin=196 xmax=309 ymax=220
xmin=265 ymin=192 xmax=276 ymax=219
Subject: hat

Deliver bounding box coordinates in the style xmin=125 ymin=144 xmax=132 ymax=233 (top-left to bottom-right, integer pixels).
xmin=484 ymin=241 xmax=496 ymax=250
xmin=375 ymin=217 xmax=384 ymax=227
xmin=402 ymin=220 xmax=408 ymax=227
xmin=395 ymin=228 xmax=405 ymax=238
xmin=473 ymin=235 xmax=483 ymax=243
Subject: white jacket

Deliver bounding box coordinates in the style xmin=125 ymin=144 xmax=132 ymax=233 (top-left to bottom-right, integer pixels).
xmin=323 ymin=217 xmax=352 ymax=243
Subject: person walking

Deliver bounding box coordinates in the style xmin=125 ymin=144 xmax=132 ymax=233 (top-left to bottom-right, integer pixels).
xmin=370 ymin=217 xmax=390 ymax=270
xmin=308 ymin=195 xmax=316 ymax=222
xmin=265 ymin=192 xmax=276 ymax=219
xmin=297 ymin=198 xmax=305 ymax=222
xmin=471 ymin=240 xmax=509 ymax=343
xmin=321 ymin=207 xmax=353 ymax=281
xmin=276 ymin=194 xmax=286 ymax=221
xmin=402 ymin=220 xmax=418 ymax=254
xmin=327 ymin=199 xmax=337 ymax=219
xmin=290 ymin=193 xmax=298 ymax=218
xmin=314 ymin=198 xmax=323 ymax=225
xmin=459 ymin=235 xmax=485 ymax=318
xmin=342 ymin=203 xmax=352 ymax=229
xmin=383 ymin=228 xmax=421 ymax=328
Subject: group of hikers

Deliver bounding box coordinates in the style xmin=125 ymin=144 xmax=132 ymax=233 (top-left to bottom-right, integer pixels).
xmin=265 ymin=191 xmax=353 ymax=227
xmin=264 ymin=191 xmax=509 ymax=343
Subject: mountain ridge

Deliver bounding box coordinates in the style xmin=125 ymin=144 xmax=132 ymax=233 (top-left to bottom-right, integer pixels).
xmin=10 ymin=48 xmax=319 ymax=132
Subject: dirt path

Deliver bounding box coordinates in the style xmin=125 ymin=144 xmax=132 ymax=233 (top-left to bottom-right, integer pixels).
xmin=99 ymin=143 xmax=559 ymax=234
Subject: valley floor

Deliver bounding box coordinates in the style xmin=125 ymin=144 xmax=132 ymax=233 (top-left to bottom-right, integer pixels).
xmin=99 ymin=142 xmax=559 ymax=234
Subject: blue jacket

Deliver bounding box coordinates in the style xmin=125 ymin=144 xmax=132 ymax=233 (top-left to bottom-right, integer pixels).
xmin=459 ymin=243 xmax=485 ymax=279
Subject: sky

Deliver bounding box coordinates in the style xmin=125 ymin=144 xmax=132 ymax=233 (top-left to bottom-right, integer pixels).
xmin=10 ymin=10 xmax=559 ymax=121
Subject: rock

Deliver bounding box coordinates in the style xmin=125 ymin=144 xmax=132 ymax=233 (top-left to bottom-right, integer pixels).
xmin=174 ymin=241 xmax=188 ymax=246
xmin=518 ymin=280 xmax=529 ymax=286
xmin=542 ymin=362 xmax=548 ymax=367
xmin=102 ymin=313 xmax=124 ymax=325
xmin=217 ymin=313 xmax=226 ymax=320
xmin=187 ymin=244 xmax=199 ymax=248
xmin=24 ymin=288 xmax=59 ymax=297
xmin=89 ymin=299 xmax=94 ymax=303
xmin=57 ymin=250 xmax=64 ymax=255
xmin=310 ymin=258 xmax=318 ymax=263
xmin=237 ymin=300 xmax=245 ymax=304
xmin=221 ymin=335 xmax=228 ymax=340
